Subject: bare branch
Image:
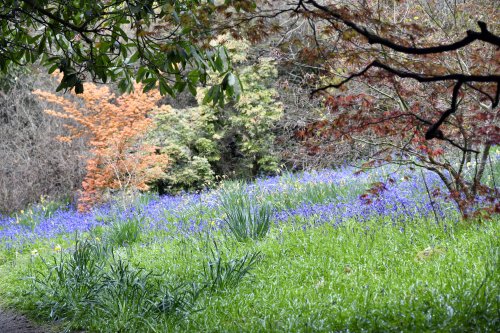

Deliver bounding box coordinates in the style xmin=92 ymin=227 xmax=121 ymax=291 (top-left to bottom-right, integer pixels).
xmin=304 ymin=0 xmax=500 ymax=54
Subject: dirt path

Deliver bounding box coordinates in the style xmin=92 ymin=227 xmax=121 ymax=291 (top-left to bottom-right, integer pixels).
xmin=0 ymin=308 xmax=50 ymax=333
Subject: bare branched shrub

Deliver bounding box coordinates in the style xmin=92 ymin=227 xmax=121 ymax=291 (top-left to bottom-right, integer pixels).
xmin=0 ymin=67 xmax=87 ymax=214
xmin=273 ymin=72 xmax=374 ymax=170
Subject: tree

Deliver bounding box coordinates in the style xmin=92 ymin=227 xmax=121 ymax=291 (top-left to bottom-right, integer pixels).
xmin=35 ymin=80 xmax=168 ymax=211
xmin=222 ymin=0 xmax=499 ymax=216
xmin=0 ymin=0 xmax=251 ymax=104
xmin=3 ymin=0 xmax=499 ymax=216
xmin=147 ymin=35 xmax=283 ymax=194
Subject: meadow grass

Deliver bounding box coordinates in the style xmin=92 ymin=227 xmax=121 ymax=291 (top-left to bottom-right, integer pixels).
xmin=0 ymin=165 xmax=498 ymax=332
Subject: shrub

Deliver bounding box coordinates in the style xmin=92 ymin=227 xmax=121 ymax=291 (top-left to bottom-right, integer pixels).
xmin=34 ymin=81 xmax=168 ymax=211
xmin=147 ymin=105 xmax=217 ymax=194
xmin=147 ymin=37 xmax=283 ymax=194
xmin=0 ymin=67 xmax=86 ymax=214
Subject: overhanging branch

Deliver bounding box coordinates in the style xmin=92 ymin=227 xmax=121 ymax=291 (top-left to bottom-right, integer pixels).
xmin=304 ymin=0 xmax=500 ymax=54
xmin=311 ymin=60 xmax=499 ymax=149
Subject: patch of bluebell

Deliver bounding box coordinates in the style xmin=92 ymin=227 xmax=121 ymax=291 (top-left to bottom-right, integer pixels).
xmin=1 ymin=165 xmax=491 ymax=249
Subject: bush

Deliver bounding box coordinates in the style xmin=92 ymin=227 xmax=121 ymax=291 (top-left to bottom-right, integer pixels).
xmin=35 ymin=80 xmax=168 ymax=211
xmin=0 ymin=66 xmax=86 ymax=214
xmin=147 ymin=37 xmax=283 ymax=194
xmin=147 ymin=105 xmax=217 ymax=194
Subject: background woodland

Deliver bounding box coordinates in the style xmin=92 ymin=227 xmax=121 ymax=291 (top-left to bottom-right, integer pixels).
xmin=0 ymin=0 xmax=498 ymax=215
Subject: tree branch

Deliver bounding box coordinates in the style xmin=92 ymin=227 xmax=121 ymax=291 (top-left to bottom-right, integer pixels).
xmin=304 ymin=0 xmax=500 ymax=54
xmin=311 ymin=60 xmax=498 ymax=149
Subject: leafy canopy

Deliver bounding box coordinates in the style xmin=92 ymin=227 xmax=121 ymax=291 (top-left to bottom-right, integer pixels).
xmin=0 ymin=0 xmax=254 ymax=104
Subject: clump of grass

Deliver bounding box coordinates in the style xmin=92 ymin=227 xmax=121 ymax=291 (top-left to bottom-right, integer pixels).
xmin=202 ymin=242 xmax=262 ymax=291
xmin=106 ymin=216 xmax=142 ymax=247
xmin=28 ymin=239 xmax=199 ymax=332
xmin=88 ymin=256 xmax=158 ymax=332
xmin=157 ymin=282 xmax=204 ymax=315
xmin=220 ymin=187 xmax=272 ymax=241
xmin=28 ymin=239 xmax=109 ymax=323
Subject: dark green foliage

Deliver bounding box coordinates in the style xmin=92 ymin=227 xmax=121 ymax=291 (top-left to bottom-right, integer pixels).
xmin=207 ymin=58 xmax=283 ymax=178
xmin=28 ymin=239 xmax=199 ymax=332
xmin=147 ymin=104 xmax=217 ymax=193
xmin=147 ymin=45 xmax=283 ymax=193
xmin=0 ymin=0 xmax=247 ymax=103
xmin=106 ymin=216 xmax=143 ymax=247
xmin=202 ymin=244 xmax=262 ymax=291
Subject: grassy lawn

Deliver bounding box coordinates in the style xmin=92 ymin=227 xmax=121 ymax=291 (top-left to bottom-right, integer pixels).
xmin=0 ymin=166 xmax=498 ymax=332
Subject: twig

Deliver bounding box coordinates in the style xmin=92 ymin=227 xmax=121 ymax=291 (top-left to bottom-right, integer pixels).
xmin=420 ymin=168 xmax=440 ymax=224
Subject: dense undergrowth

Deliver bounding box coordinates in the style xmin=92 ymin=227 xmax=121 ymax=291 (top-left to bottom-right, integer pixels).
xmin=0 ymin=165 xmax=498 ymax=332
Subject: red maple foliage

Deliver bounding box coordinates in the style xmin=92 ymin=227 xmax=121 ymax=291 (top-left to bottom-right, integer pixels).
xmin=224 ymin=0 xmax=499 ymax=217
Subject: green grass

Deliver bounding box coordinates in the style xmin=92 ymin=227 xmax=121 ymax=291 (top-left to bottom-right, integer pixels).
xmin=105 ymin=215 xmax=143 ymax=247
xmin=160 ymin=221 xmax=499 ymax=332
xmin=0 ymin=218 xmax=498 ymax=332
xmin=0 ymin=162 xmax=499 ymax=332
xmin=219 ymin=186 xmax=272 ymax=241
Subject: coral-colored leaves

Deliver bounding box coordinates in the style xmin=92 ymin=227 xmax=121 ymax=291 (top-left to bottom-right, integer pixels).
xmin=35 ymin=83 xmax=167 ymax=211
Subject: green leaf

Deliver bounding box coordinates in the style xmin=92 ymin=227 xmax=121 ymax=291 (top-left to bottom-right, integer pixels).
xmin=129 ymin=51 xmax=140 ymax=63
xmin=98 ymin=41 xmax=112 ymax=53
xmin=48 ymin=64 xmax=59 ymax=74
xmin=187 ymin=69 xmax=200 ymax=84
xmin=136 ymin=67 xmax=147 ymax=82
xmin=188 ymin=83 xmax=197 ymax=96
xmin=203 ymin=86 xmax=217 ymax=105
xmin=143 ymin=77 xmax=157 ymax=85
xmin=174 ymin=81 xmax=187 ymax=93
xmin=118 ymin=78 xmax=129 ymax=93
xmin=218 ymin=89 xmax=224 ymax=107
xmin=159 ymin=78 xmax=174 ymax=97
xmin=64 ymin=74 xmax=78 ymax=88
xmin=211 ymin=86 xmax=221 ymax=106
xmin=143 ymin=81 xmax=157 ymax=93
xmin=55 ymin=80 xmax=67 ymax=92
xmin=38 ymin=35 xmax=46 ymax=55
xmin=214 ymin=56 xmax=224 ymax=72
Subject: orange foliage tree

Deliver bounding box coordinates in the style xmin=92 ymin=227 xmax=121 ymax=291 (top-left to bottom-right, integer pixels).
xmin=34 ymin=82 xmax=168 ymax=211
